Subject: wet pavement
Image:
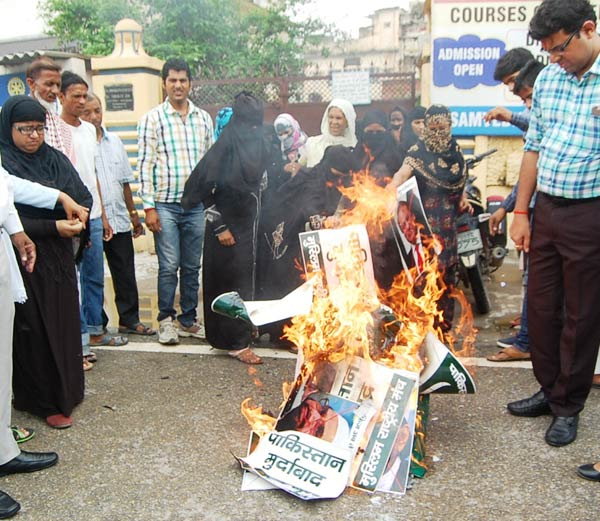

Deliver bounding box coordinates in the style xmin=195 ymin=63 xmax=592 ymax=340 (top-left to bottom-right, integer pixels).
xmin=5 ymin=253 xmax=599 ymax=521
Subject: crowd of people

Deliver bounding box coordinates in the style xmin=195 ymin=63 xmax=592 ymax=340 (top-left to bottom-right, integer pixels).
xmin=1 ymin=0 xmax=600 ymax=516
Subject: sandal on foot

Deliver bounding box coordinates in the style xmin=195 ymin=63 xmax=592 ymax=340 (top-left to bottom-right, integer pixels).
xmin=84 ymin=352 xmax=97 ymax=363
xmin=228 ymin=347 xmax=263 ymax=365
xmin=11 ymin=426 xmax=35 ymax=444
xmin=487 ymin=346 xmax=531 ymax=362
xmin=118 ymin=323 xmax=155 ymax=336
xmin=83 ymin=359 xmax=94 ymax=371
xmin=90 ymin=335 xmax=128 ymax=347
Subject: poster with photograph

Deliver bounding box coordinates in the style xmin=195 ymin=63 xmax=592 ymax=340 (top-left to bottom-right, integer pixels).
xmin=391 ymin=177 xmax=435 ymax=281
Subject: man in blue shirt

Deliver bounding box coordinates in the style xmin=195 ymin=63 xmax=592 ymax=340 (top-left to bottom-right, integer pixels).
xmin=509 ymin=0 xmax=600 ymax=447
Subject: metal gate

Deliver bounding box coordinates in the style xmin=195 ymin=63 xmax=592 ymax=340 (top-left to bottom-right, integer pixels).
xmin=190 ymin=73 xmax=417 ymax=135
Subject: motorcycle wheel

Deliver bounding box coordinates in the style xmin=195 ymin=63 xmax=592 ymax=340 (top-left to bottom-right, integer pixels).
xmin=466 ymin=264 xmax=490 ymax=314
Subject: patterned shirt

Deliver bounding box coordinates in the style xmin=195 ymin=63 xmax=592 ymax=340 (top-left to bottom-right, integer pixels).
xmin=96 ymin=128 xmax=135 ymax=234
xmin=137 ymin=99 xmax=214 ymax=208
xmin=524 ymin=55 xmax=600 ymax=199
xmin=45 ymin=110 xmax=75 ymax=163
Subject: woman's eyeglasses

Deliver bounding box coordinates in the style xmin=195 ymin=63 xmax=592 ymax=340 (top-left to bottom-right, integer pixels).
xmin=14 ymin=125 xmax=46 ymax=136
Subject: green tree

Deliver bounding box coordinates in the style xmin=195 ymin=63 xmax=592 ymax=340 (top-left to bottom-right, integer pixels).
xmin=39 ymin=0 xmax=327 ymax=78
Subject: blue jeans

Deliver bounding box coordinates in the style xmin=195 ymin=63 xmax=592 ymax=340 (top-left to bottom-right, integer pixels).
xmin=154 ymin=202 xmax=204 ymax=327
xmin=80 ymin=218 xmax=104 ymax=337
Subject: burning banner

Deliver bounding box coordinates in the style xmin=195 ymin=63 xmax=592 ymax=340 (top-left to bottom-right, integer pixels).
xmin=214 ymin=174 xmax=477 ymax=500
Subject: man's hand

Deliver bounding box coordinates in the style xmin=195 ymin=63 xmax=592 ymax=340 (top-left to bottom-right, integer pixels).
xmin=102 ymin=214 xmax=114 ymax=242
xmin=131 ymin=213 xmax=144 ymax=239
xmin=56 ymin=219 xmax=85 ymax=238
xmin=58 ymin=192 xmax=89 ymax=226
xmin=144 ymin=208 xmax=161 ymax=233
xmin=10 ymin=231 xmax=36 ymax=273
xmin=217 ymin=229 xmax=235 ymax=246
xmin=489 ymin=207 xmax=507 ymax=236
xmin=484 ymin=107 xmax=513 ymax=123
xmin=510 ymin=213 xmax=531 ymax=253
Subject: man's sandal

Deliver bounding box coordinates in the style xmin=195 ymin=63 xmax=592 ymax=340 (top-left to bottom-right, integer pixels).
xmin=228 ymin=347 xmax=263 ymax=365
xmin=118 ymin=323 xmax=155 ymax=336
xmin=11 ymin=426 xmax=35 ymax=444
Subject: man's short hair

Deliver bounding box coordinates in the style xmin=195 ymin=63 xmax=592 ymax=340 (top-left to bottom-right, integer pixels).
xmin=493 ymin=48 xmax=535 ymax=82
xmin=514 ymin=60 xmax=546 ymax=94
xmin=86 ymin=92 xmax=102 ymax=106
xmin=529 ymin=0 xmax=596 ymax=41
xmin=161 ymin=58 xmax=191 ymax=81
xmin=60 ymin=71 xmax=88 ymax=93
xmin=26 ymin=58 xmax=61 ymax=80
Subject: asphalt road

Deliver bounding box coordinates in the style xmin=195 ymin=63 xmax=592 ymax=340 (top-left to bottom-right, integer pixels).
xmin=5 ymin=254 xmax=599 ymax=521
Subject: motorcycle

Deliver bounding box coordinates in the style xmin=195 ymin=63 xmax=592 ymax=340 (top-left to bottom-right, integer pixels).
xmin=456 ymin=149 xmax=508 ymax=314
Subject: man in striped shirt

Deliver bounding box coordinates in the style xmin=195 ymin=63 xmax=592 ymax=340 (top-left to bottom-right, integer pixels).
xmin=509 ymin=0 xmax=600 ymax=447
xmin=138 ymin=58 xmax=214 ymax=345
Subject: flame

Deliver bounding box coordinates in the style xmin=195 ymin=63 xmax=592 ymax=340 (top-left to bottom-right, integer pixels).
xmin=241 ymin=168 xmax=477 ymax=437
xmin=240 ymin=398 xmax=276 ymax=438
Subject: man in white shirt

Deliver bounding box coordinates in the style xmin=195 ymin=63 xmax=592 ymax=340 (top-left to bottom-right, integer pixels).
xmin=60 ymin=72 xmax=127 ymax=361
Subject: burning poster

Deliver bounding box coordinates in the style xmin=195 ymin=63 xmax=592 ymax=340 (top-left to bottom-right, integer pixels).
xmin=241 ymin=357 xmax=418 ymax=500
xmin=392 ymin=177 xmax=436 ymax=281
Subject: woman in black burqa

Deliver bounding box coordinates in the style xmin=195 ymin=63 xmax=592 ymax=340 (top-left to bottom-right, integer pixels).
xmin=256 ymin=145 xmax=357 ymax=346
xmin=353 ymin=109 xmax=404 ymax=186
xmin=183 ymin=92 xmax=268 ymax=364
xmin=0 ymin=95 xmax=92 ymax=427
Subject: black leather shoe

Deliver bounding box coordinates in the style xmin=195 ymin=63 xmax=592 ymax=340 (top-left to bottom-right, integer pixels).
xmin=545 ymin=415 xmax=578 ymax=447
xmin=0 ymin=490 xmax=20 ymax=519
xmin=577 ymin=463 xmax=600 ymax=482
xmin=507 ymin=390 xmax=552 ymax=417
xmin=0 ymin=451 xmax=58 ymax=477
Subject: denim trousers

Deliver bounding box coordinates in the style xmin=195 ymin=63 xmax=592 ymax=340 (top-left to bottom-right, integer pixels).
xmin=79 ymin=217 xmax=104 ymax=338
xmin=515 ymin=259 xmax=530 ymax=352
xmin=154 ymin=202 xmax=204 ymax=327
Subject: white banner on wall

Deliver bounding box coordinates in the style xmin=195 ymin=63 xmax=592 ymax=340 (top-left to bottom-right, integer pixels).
xmin=430 ymin=0 xmax=600 ymax=135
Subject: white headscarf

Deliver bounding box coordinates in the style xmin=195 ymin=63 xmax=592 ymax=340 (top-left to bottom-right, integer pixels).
xmin=304 ymin=98 xmax=357 ymax=167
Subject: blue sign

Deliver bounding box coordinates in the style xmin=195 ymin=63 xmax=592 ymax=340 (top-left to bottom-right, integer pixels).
xmin=0 ymin=73 xmax=27 ymax=106
xmin=451 ymin=106 xmax=525 ymax=137
xmin=434 ymin=35 xmax=506 ymax=90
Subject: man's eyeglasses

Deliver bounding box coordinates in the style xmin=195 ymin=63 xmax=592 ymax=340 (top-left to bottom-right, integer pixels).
xmin=13 ymin=125 xmax=47 ymax=136
xmin=544 ymin=29 xmax=579 ymax=55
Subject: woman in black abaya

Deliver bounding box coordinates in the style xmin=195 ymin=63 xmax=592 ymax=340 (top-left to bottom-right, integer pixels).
xmin=255 ymin=145 xmax=357 ymax=346
xmin=0 ymin=96 xmax=92 ymax=428
xmin=183 ymin=92 xmax=268 ymax=364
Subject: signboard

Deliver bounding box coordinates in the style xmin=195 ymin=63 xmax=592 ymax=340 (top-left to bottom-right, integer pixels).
xmin=331 ymin=71 xmax=371 ymax=105
xmin=104 ymin=84 xmax=134 ymax=112
xmin=0 ymin=73 xmax=26 ymax=106
xmin=430 ymin=0 xmax=600 ymax=136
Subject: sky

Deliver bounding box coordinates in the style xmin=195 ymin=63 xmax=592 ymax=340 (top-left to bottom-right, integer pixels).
xmin=0 ymin=0 xmax=411 ymax=41
xmin=294 ymin=0 xmax=412 ymax=38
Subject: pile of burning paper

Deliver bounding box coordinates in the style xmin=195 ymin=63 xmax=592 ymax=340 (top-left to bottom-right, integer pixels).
xmin=212 ymin=176 xmax=476 ymax=500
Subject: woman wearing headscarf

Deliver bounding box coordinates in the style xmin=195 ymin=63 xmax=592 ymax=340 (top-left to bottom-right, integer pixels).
xmin=400 ymin=106 xmax=426 ymax=152
xmin=274 ymin=113 xmax=307 ymax=168
xmin=389 ymin=106 xmax=408 ymax=147
xmin=256 ymin=145 xmax=357 ymax=346
xmin=303 ymin=99 xmax=357 ymax=168
xmin=353 ymin=109 xmax=404 ymax=186
xmin=389 ymin=105 xmax=469 ymax=331
xmin=214 ymin=106 xmax=233 ymax=141
xmin=183 ymin=92 xmax=268 ymax=364
xmin=0 ymin=95 xmax=92 ymax=428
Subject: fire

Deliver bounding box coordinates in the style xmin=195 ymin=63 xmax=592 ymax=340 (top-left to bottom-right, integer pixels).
xmin=241 ymin=168 xmax=476 ymax=436
xmin=240 ymin=398 xmax=276 ymax=438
